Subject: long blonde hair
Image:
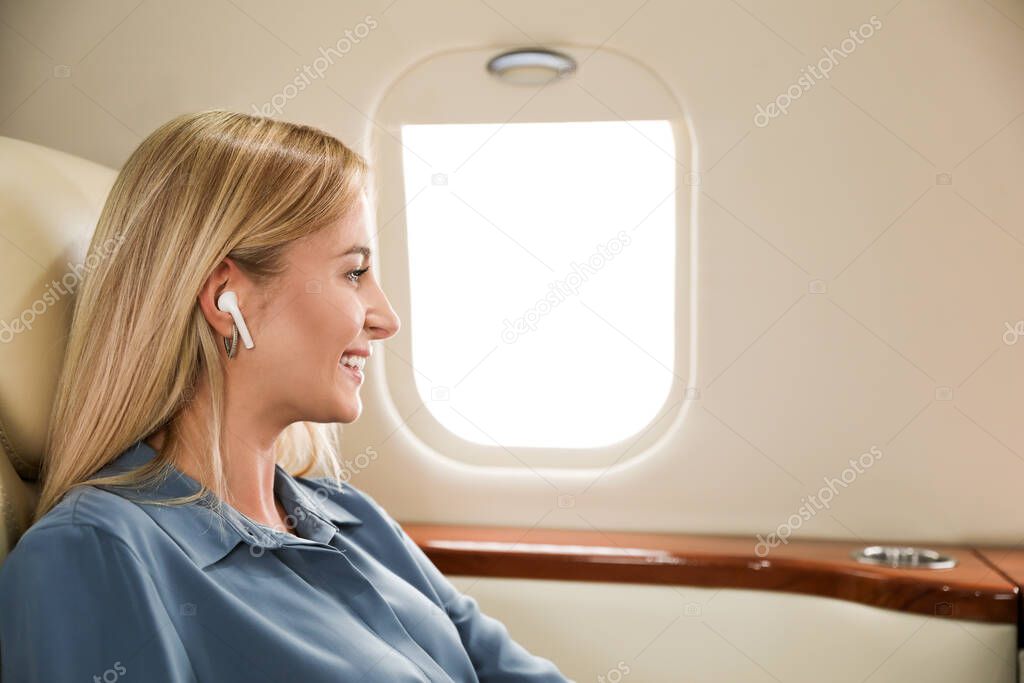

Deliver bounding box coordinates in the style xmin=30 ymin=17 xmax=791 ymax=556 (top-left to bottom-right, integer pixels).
xmin=34 ymin=110 xmax=369 ymax=524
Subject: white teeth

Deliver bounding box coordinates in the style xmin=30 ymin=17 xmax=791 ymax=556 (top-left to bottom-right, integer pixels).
xmin=340 ymin=355 xmax=366 ymax=371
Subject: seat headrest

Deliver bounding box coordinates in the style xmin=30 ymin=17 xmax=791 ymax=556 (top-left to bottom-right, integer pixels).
xmin=0 ymin=136 xmax=117 ymax=549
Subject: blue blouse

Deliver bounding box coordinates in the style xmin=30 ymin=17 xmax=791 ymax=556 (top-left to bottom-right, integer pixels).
xmin=0 ymin=440 xmax=570 ymax=682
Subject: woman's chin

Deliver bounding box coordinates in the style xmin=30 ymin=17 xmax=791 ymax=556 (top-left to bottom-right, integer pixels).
xmin=304 ymin=395 xmax=361 ymax=424
xmin=335 ymin=398 xmax=362 ymax=423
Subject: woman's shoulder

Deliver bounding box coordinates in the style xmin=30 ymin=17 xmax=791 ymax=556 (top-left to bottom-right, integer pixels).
xmin=1 ymin=485 xmax=154 ymax=583
xmin=39 ymin=483 xmax=155 ymax=537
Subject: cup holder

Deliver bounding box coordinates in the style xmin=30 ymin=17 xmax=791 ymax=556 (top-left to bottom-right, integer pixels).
xmin=851 ymin=545 xmax=957 ymax=569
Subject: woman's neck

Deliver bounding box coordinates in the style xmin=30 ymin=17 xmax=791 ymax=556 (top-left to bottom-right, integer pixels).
xmin=146 ymin=423 xmax=298 ymax=536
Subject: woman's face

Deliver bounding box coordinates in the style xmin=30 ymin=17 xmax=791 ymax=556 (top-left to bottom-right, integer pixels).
xmin=239 ymin=192 xmax=400 ymax=426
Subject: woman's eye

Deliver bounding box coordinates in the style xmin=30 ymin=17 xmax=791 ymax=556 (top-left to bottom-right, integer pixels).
xmin=347 ymin=267 xmax=369 ymax=284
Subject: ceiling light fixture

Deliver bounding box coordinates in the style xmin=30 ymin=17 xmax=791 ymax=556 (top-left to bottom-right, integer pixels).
xmin=486 ymin=48 xmax=577 ymax=85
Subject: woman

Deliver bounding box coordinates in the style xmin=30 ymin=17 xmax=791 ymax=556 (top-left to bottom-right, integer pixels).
xmin=0 ymin=111 xmax=570 ymax=682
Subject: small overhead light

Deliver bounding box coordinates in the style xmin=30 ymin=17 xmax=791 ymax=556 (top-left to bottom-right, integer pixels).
xmin=486 ymin=48 xmax=577 ymax=86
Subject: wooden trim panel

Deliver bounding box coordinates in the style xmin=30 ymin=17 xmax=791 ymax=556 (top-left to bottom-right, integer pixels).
xmin=404 ymin=524 xmax=1019 ymax=623
xmin=976 ymin=547 xmax=1024 ymax=587
xmin=974 ymin=547 xmax=1024 ymax=641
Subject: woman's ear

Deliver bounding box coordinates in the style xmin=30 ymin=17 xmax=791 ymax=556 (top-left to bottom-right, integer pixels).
xmin=197 ymin=257 xmax=246 ymax=339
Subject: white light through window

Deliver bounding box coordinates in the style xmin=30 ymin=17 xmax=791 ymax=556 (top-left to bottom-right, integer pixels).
xmin=401 ymin=120 xmax=676 ymax=450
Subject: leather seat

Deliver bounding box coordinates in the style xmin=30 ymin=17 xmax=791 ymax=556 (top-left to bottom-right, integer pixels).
xmin=0 ymin=136 xmax=117 ymax=564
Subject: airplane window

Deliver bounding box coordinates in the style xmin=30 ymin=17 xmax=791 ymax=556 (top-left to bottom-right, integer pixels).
xmin=400 ymin=119 xmax=676 ymax=449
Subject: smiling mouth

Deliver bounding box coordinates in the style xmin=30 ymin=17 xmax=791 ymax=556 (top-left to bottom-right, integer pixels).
xmin=339 ymin=361 xmax=364 ymax=384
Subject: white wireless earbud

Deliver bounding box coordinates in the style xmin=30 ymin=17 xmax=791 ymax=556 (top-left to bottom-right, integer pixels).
xmin=216 ymin=290 xmax=254 ymax=349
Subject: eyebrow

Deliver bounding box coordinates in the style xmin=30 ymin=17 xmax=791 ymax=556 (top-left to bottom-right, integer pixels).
xmin=336 ymin=245 xmax=371 ymax=260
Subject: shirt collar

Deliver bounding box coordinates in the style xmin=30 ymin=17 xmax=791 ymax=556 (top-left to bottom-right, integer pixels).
xmin=93 ymin=439 xmax=362 ymax=568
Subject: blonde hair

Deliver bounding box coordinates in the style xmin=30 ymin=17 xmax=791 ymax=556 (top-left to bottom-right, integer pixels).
xmin=33 ymin=110 xmax=369 ymax=524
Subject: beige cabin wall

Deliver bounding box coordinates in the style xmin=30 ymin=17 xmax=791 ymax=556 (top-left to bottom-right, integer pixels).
xmin=3 ymin=0 xmax=1023 ymax=544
